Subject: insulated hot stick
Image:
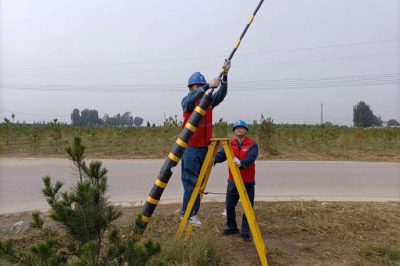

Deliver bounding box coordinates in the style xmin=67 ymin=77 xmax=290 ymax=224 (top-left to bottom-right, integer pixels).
xmin=133 ymin=0 xmax=264 ymax=235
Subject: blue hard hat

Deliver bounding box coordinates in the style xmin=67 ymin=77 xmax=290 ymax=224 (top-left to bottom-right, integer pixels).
xmin=187 ymin=72 xmax=207 ymax=87
xmin=233 ymin=120 xmax=249 ymax=131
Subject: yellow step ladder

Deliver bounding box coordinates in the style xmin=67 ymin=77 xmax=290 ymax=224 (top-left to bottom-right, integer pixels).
xmin=176 ymin=138 xmax=268 ymax=266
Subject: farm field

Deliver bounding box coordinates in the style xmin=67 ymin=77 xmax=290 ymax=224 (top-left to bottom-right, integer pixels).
xmin=1 ymin=124 xmax=399 ymax=162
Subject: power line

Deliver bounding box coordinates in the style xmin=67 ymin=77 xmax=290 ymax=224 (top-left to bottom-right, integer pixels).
xmin=1 ymin=73 xmax=399 ymax=93
xmin=2 ymin=73 xmax=399 ymax=87
xmin=0 ymin=108 xmax=69 ymax=118
xmin=3 ymin=38 xmax=400 ymax=70
xmin=4 ymin=52 xmax=399 ymax=77
xmin=239 ymin=38 xmax=400 ymax=55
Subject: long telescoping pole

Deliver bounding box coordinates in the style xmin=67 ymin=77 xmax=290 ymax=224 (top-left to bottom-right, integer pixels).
xmin=133 ymin=0 xmax=264 ymax=235
xmin=217 ymin=0 xmax=264 ymax=80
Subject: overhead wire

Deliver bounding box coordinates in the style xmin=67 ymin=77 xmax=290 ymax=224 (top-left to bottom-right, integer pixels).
xmin=1 ymin=73 xmax=399 ymax=93
xmin=3 ymin=52 xmax=399 ymax=77
xmin=0 ymin=108 xmax=69 ymax=118
xmin=3 ymin=38 xmax=399 ymax=70
xmin=2 ymin=40 xmax=398 ymax=123
xmin=2 ymin=73 xmax=400 ymax=86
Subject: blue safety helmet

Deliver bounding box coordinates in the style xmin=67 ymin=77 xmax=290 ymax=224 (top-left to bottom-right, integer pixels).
xmin=187 ymin=72 xmax=207 ymax=87
xmin=233 ymin=120 xmax=249 ymax=131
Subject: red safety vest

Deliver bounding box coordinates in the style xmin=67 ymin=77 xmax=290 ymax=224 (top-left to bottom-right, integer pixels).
xmin=182 ymin=101 xmax=213 ymax=147
xmin=228 ymin=136 xmax=256 ymax=183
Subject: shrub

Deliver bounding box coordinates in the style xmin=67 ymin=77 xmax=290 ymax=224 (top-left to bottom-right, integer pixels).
xmin=257 ymin=115 xmax=278 ymax=156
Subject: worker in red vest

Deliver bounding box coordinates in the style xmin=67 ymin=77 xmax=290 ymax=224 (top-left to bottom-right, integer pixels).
xmin=180 ymin=60 xmax=231 ymax=226
xmin=214 ymin=120 xmax=258 ymax=242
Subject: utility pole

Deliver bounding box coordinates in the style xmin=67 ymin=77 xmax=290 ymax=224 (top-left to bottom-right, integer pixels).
xmin=320 ymin=103 xmax=324 ymax=125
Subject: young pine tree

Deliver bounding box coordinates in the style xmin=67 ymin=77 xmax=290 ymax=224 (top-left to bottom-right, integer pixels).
xmin=0 ymin=136 xmax=160 ymax=266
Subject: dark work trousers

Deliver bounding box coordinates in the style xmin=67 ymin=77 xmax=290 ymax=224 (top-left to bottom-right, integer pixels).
xmin=180 ymin=146 xmax=208 ymax=217
xmin=226 ymin=180 xmax=255 ymax=236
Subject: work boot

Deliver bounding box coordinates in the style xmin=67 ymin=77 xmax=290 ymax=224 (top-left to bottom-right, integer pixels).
xmin=189 ymin=215 xmax=201 ymax=226
xmin=241 ymin=233 xmax=252 ymax=242
xmin=223 ymin=228 xmax=239 ymax=235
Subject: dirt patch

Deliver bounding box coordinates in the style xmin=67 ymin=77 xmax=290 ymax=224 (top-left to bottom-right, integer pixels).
xmin=1 ymin=201 xmax=400 ymax=265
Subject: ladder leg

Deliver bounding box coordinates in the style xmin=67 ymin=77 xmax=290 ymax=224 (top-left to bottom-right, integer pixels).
xmin=185 ymin=224 xmax=193 ymax=241
xmin=184 ymin=140 xmax=220 ymax=240
xmin=222 ymin=142 xmax=269 ymax=266
xmin=176 ymin=140 xmax=219 ymax=240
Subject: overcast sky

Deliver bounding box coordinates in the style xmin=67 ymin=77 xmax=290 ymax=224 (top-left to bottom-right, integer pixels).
xmin=1 ymin=0 xmax=399 ymax=125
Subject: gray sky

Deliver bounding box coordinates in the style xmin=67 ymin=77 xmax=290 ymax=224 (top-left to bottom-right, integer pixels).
xmin=1 ymin=0 xmax=399 ymax=125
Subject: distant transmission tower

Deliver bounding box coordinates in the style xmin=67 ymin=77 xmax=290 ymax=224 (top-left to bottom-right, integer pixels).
xmin=320 ymin=103 xmax=324 ymax=125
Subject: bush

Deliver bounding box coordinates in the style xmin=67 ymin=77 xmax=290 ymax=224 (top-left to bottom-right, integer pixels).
xmin=257 ymin=115 xmax=278 ymax=156
xmin=213 ymin=118 xmax=229 ymax=138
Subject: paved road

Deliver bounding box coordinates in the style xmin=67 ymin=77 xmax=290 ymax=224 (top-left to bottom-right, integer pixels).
xmin=0 ymin=158 xmax=399 ymax=213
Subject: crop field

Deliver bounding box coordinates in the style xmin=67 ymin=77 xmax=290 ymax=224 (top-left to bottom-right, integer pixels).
xmin=1 ymin=123 xmax=399 ymax=162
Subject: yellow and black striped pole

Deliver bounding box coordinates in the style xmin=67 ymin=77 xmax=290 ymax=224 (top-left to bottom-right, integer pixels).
xmin=133 ymin=0 xmax=264 ymax=235
xmin=133 ymin=94 xmax=213 ymax=234
xmin=214 ymin=0 xmax=264 ymax=84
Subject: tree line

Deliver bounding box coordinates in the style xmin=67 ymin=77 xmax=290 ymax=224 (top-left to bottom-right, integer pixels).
xmin=68 ymin=102 xmax=400 ymax=128
xmin=71 ymin=108 xmax=144 ymax=127
xmin=2 ymin=102 xmax=398 ymax=128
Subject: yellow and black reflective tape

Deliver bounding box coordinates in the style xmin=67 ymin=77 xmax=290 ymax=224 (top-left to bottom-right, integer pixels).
xmin=176 ymin=138 xmax=188 ymax=148
xmin=194 ymin=106 xmax=206 ymax=116
xmin=155 ymin=179 xmax=167 ymax=188
xmin=141 ymin=215 xmax=150 ymax=223
xmin=168 ymin=152 xmax=180 ymax=163
xmin=147 ymin=196 xmax=159 ymax=205
xmin=248 ymin=15 xmax=254 ymax=24
xmin=235 ymin=40 xmax=241 ymax=48
xmin=185 ymin=123 xmax=197 ymax=132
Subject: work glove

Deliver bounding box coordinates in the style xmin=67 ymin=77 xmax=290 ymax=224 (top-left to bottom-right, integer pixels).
xmin=222 ymin=59 xmax=231 ymax=75
xmin=233 ymin=157 xmax=241 ymax=167
xmin=208 ymin=78 xmax=221 ymax=88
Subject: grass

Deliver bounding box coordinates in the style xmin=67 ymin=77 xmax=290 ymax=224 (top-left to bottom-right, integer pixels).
xmin=146 ymin=236 xmax=221 ymax=266
xmin=3 ymin=202 xmax=399 ymax=265
xmin=359 ymin=245 xmax=400 ymax=265
xmin=1 ymin=124 xmax=399 ymax=162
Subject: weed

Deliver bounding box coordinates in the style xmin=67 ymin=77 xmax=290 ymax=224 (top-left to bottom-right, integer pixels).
xmin=359 ymin=244 xmax=400 ymax=265
xmin=147 ymin=236 xmax=221 ymax=266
